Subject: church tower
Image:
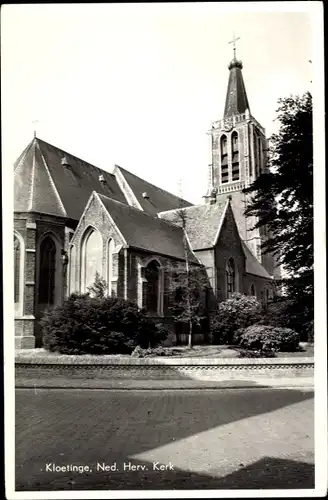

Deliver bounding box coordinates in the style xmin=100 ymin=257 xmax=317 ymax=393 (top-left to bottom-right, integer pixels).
xmin=205 ymin=40 xmax=276 ymax=276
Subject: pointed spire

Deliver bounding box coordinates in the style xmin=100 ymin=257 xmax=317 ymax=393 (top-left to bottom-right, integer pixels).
xmin=224 ymin=36 xmax=250 ymax=118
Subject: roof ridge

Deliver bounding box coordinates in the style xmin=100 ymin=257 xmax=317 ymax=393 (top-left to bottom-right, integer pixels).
xmin=115 ymin=165 xmax=193 ymax=205
xmin=97 ymin=192 xmax=184 ymax=231
xmin=159 ymin=201 xmax=226 ymax=216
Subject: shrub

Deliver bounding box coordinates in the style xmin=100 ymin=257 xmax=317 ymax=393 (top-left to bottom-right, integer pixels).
xmin=210 ymin=293 xmax=262 ymax=345
xmin=234 ymin=324 xmax=300 ymax=352
xmin=131 ymin=346 xmax=175 ymax=358
xmin=259 ymin=297 xmax=313 ymax=342
xmin=238 ymin=348 xmax=276 ymax=358
xmin=41 ymin=294 xmax=168 ymax=355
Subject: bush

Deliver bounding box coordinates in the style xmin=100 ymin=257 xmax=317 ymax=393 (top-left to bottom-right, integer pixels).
xmin=210 ymin=293 xmax=262 ymax=345
xmin=131 ymin=346 xmax=175 ymax=358
xmin=238 ymin=348 xmax=276 ymax=358
xmin=234 ymin=324 xmax=300 ymax=352
xmin=41 ymin=294 xmax=168 ymax=355
xmin=259 ymin=297 xmax=313 ymax=342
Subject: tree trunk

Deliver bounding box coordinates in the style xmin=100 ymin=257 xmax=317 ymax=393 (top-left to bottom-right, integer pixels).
xmin=188 ymin=320 xmax=193 ymax=348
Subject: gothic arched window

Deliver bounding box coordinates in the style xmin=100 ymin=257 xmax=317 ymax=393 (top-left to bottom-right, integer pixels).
xmin=258 ymin=137 xmax=262 ymax=174
xmin=39 ymin=236 xmax=56 ymax=306
xmin=253 ymin=132 xmax=259 ymax=177
xmin=250 ymin=283 xmax=256 ymax=296
xmin=231 ymin=131 xmax=240 ymax=181
xmin=226 ymin=258 xmax=235 ymax=299
xmin=107 ymin=238 xmax=115 ymax=296
xmin=145 ymin=260 xmax=161 ymax=315
xmin=81 ymin=228 xmax=102 ymax=292
xmin=220 ymin=135 xmax=228 ymax=184
xmin=14 ymin=234 xmax=21 ymax=304
xmin=69 ymin=245 xmax=76 ymax=294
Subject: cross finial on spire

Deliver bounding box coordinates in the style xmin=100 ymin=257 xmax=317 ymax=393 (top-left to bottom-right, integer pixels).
xmin=228 ymin=32 xmax=240 ymax=60
xmin=32 ymin=119 xmax=39 ymax=138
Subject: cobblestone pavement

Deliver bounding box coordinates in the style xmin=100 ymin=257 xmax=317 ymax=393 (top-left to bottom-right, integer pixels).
xmin=14 ymin=388 xmax=314 ymax=491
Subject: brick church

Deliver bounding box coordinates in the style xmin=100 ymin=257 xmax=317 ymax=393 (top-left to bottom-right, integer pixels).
xmin=14 ymin=52 xmax=279 ymax=348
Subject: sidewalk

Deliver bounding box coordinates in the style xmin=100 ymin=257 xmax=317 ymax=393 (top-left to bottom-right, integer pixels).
xmin=15 ymin=376 xmax=314 ymax=390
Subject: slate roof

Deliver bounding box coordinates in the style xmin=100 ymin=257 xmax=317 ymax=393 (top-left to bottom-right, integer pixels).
xmin=115 ymin=165 xmax=193 ymax=216
xmin=241 ymin=241 xmax=272 ymax=279
xmin=159 ymin=202 xmax=228 ymax=250
xmin=97 ymin=193 xmax=198 ymax=263
xmin=14 ymin=137 xmax=127 ymax=220
xmin=224 ymin=59 xmax=250 ymax=118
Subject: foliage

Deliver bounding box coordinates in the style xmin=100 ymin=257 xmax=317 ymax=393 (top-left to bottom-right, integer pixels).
xmin=86 ymin=271 xmax=108 ymax=299
xmin=238 ymin=348 xmax=276 ymax=358
xmin=131 ymin=345 xmax=175 ymax=358
xmin=167 ymin=206 xmax=210 ymax=348
xmin=259 ymin=296 xmax=314 ymax=342
xmin=210 ymin=293 xmax=262 ymax=345
xmin=243 ymin=92 xmax=313 ymax=311
xmin=167 ymin=264 xmax=209 ymax=335
xmin=234 ymin=324 xmax=300 ymax=352
xmin=41 ymin=294 xmax=167 ymax=355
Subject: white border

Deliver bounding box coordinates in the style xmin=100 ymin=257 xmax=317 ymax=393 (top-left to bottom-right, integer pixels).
xmin=4 ymin=2 xmax=326 ymax=499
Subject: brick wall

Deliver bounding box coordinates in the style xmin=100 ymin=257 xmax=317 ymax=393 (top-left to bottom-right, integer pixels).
xmin=215 ymin=204 xmax=246 ymax=301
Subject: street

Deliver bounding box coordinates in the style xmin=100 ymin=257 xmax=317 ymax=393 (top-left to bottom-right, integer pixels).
xmin=15 ymin=388 xmax=314 ymax=491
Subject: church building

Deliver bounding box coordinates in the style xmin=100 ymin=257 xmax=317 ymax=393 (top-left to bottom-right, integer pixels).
xmin=14 ymin=51 xmax=278 ymax=348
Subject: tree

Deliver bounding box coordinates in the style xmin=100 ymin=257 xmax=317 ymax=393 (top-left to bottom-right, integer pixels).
xmin=243 ymin=92 xmax=313 ymax=312
xmin=167 ymin=262 xmax=209 ymax=347
xmin=166 ymin=205 xmax=209 ymax=348
xmin=87 ymin=271 xmax=108 ymax=299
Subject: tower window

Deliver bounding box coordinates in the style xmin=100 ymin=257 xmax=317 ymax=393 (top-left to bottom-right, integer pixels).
xmin=231 ymin=131 xmax=240 ymax=181
xmin=220 ymin=135 xmax=228 ymax=184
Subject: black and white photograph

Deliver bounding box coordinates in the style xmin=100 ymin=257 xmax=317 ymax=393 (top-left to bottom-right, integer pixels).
xmin=2 ymin=2 xmax=326 ymax=498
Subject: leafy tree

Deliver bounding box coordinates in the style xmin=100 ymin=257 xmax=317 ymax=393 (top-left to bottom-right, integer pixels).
xmin=243 ymin=92 xmax=313 ymax=320
xmin=210 ymin=293 xmax=262 ymax=345
xmin=167 ymin=262 xmax=209 ymax=347
xmin=87 ymin=271 xmax=108 ymax=298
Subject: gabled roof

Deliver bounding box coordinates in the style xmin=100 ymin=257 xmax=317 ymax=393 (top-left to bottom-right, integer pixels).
xmin=114 ymin=165 xmax=193 ymax=216
xmin=224 ymin=59 xmax=250 ymax=118
xmin=97 ymin=193 xmax=199 ymax=263
xmin=241 ymin=241 xmax=272 ymax=279
xmin=14 ymin=137 xmax=127 ymax=220
xmin=159 ymin=201 xmax=228 ymax=250
xmin=14 ymin=138 xmax=66 ymax=217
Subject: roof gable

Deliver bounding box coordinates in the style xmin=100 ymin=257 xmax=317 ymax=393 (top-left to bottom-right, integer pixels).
xmin=14 ymin=139 xmax=66 ymax=217
xmin=97 ymin=193 xmax=198 ymax=263
xmin=114 ymin=165 xmax=193 ymax=216
xmin=14 ymin=137 xmax=127 ymax=220
xmin=242 ymin=241 xmax=272 ymax=279
xmin=159 ymin=202 xmax=228 ymax=250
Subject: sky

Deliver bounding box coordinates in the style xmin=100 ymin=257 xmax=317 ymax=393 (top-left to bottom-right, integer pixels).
xmin=2 ymin=2 xmax=319 ymax=204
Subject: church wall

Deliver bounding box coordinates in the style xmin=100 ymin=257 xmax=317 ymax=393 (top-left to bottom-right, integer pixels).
xmin=193 ymin=249 xmax=216 ymax=298
xmin=215 ymin=205 xmax=246 ymax=301
xmin=244 ymin=273 xmax=275 ymax=304
xmin=69 ymin=194 xmax=126 ymax=296
xmin=14 ymin=212 xmax=67 ymax=348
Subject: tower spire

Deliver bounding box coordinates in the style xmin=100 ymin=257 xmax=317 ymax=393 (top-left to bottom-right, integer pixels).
xmin=224 ymin=36 xmax=250 ymax=118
